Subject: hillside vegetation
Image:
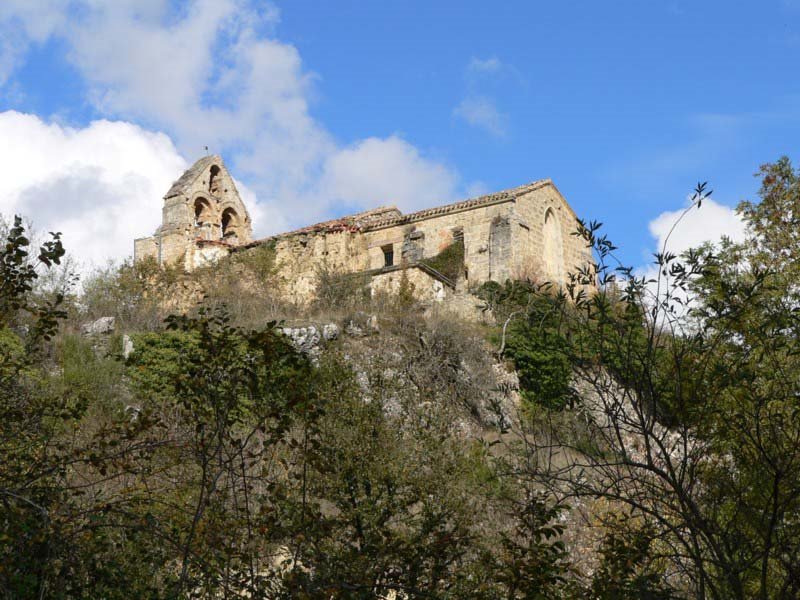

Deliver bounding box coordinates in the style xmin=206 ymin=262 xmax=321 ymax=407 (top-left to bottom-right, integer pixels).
xmin=2 ymin=159 xmax=800 ymax=599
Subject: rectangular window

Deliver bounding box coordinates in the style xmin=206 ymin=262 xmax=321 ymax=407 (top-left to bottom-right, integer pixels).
xmin=382 ymin=244 xmax=394 ymax=267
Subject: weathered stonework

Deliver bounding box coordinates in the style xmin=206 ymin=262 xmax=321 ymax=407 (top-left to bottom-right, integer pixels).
xmin=135 ymin=156 xmax=593 ymax=306
xmin=134 ymin=156 xmax=252 ymax=269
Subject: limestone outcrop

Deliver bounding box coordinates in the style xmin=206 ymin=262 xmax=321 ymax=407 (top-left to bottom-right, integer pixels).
xmin=81 ymin=316 xmax=115 ymax=336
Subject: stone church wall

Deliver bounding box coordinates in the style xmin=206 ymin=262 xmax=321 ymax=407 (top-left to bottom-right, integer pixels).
xmin=362 ymin=200 xmax=515 ymax=286
xmin=510 ymin=184 xmax=591 ymax=284
xmin=268 ymin=230 xmax=370 ymax=304
xmin=136 ymin=156 xmax=593 ymax=308
xmin=236 ymin=180 xmax=592 ymax=305
xmin=135 ymin=155 xmax=253 ymax=270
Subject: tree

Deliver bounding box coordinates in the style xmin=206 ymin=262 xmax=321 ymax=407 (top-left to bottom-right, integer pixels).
xmin=513 ymin=172 xmax=800 ymax=599
xmin=124 ymin=310 xmax=319 ymax=597
xmin=0 ymin=216 xmax=71 ymax=596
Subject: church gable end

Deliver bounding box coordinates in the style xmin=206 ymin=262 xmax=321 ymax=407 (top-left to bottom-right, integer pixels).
xmin=135 ymin=155 xmax=252 ymax=268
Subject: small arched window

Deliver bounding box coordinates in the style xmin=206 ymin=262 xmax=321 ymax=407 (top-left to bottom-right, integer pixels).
xmin=194 ymin=197 xmax=212 ymax=225
xmin=221 ymin=207 xmax=240 ymax=240
xmin=209 ymin=165 xmax=221 ymax=194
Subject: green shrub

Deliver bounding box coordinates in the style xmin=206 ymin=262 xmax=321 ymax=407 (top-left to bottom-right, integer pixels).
xmin=505 ymin=320 xmax=573 ymax=410
xmin=477 ymin=281 xmax=574 ymax=410
xmin=126 ymin=330 xmax=201 ymax=403
xmin=422 ymin=238 xmax=464 ymax=281
xmin=57 ymin=334 xmax=126 ymax=412
xmin=0 ymin=327 xmax=25 ymax=379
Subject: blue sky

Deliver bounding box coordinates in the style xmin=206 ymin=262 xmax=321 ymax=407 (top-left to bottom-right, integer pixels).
xmin=0 ymin=0 xmax=797 ymax=268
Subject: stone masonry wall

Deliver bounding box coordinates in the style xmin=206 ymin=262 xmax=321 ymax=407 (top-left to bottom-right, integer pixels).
xmin=363 ymin=200 xmax=515 ymax=286
xmin=256 ymin=180 xmax=591 ymax=305
xmin=267 ymin=230 xmax=370 ymax=304
xmin=370 ymin=266 xmax=447 ymax=304
xmin=134 ymin=236 xmax=158 ymax=262
xmin=511 ymin=184 xmax=593 ymax=285
xmin=138 ymin=159 xmax=592 ymax=308
xmin=136 ymin=156 xmax=253 ymax=269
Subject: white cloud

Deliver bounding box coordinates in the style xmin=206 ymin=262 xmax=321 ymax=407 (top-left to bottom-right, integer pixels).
xmin=648 ymin=196 xmax=746 ymax=257
xmin=56 ymin=0 xmax=341 ymax=214
xmin=465 ymin=180 xmax=489 ymax=198
xmin=0 ymin=0 xmax=69 ymax=85
xmin=0 ymin=0 xmax=462 ymax=242
xmin=456 ymin=56 xmax=516 ymax=137
xmin=467 ymin=57 xmax=502 ymax=75
xmin=319 ymin=137 xmax=458 ymax=214
xmin=454 ymin=96 xmax=507 ymax=138
xmin=637 ymin=197 xmax=747 ymax=319
xmin=0 ymin=110 xmax=186 ymax=270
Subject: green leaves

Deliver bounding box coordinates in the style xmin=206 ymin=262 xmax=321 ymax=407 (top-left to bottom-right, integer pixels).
xmin=505 ymin=318 xmax=573 ymax=410
xmin=0 ymin=215 xmax=63 ymax=324
xmin=493 ymin=493 xmax=571 ymax=599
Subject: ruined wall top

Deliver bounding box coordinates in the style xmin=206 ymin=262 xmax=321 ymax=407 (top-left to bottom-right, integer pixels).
xmin=364 ymin=178 xmax=556 ymax=230
xmin=242 ymin=177 xmax=573 ymax=248
xmin=164 ymin=155 xmax=223 ymax=199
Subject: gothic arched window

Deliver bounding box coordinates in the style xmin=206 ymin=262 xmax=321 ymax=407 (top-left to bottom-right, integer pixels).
xmin=542 ymin=208 xmax=564 ymax=284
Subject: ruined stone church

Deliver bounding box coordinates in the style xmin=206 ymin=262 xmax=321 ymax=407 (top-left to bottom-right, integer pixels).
xmin=135 ymin=156 xmax=591 ymax=305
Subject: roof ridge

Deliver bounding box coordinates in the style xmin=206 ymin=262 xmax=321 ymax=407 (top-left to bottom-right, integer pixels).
xmin=364 ymin=178 xmax=551 ymax=230
xmin=240 ymin=178 xmax=552 ymax=249
xmin=242 ymin=205 xmax=404 ymax=247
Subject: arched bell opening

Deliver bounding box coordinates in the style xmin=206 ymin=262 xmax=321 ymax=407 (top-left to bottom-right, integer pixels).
xmin=209 ymin=165 xmax=221 ymax=195
xmin=194 ymin=197 xmax=212 ymax=223
xmin=221 ymin=207 xmax=241 ymax=241
xmin=194 ymin=197 xmax=216 ymax=240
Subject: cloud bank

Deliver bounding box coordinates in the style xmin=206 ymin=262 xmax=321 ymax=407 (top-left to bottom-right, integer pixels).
xmin=647 ymin=196 xmax=747 ymax=258
xmin=0 ymin=111 xmax=187 ymax=268
xmin=0 ymin=0 xmax=464 ymax=266
xmin=454 ymin=56 xmax=512 ymax=138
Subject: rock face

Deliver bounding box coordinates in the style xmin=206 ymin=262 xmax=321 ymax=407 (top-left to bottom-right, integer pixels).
xmin=344 ymin=313 xmax=381 ymax=337
xmin=81 ymin=317 xmax=115 ymax=336
xmin=321 ymin=323 xmax=339 ymax=341
xmin=334 ymin=318 xmax=516 ymax=434
xmin=280 ymin=326 xmax=322 ymax=355
xmin=280 ymin=323 xmax=340 ymax=363
xmin=122 ymin=334 xmax=135 ymax=359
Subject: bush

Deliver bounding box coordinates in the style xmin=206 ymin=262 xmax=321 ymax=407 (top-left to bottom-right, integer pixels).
xmin=312 ymin=263 xmax=370 ymax=314
xmin=57 ymin=334 xmax=126 ymax=412
xmin=194 ymin=242 xmax=288 ymax=327
xmin=477 ymin=281 xmax=574 ymax=410
xmin=0 ymin=326 xmax=25 ymax=379
xmin=80 ymin=256 xmax=181 ymax=331
xmin=126 ymin=329 xmax=201 ymax=404
xmin=422 ymin=238 xmax=464 ymax=282
xmin=505 ymin=320 xmax=573 ymax=410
